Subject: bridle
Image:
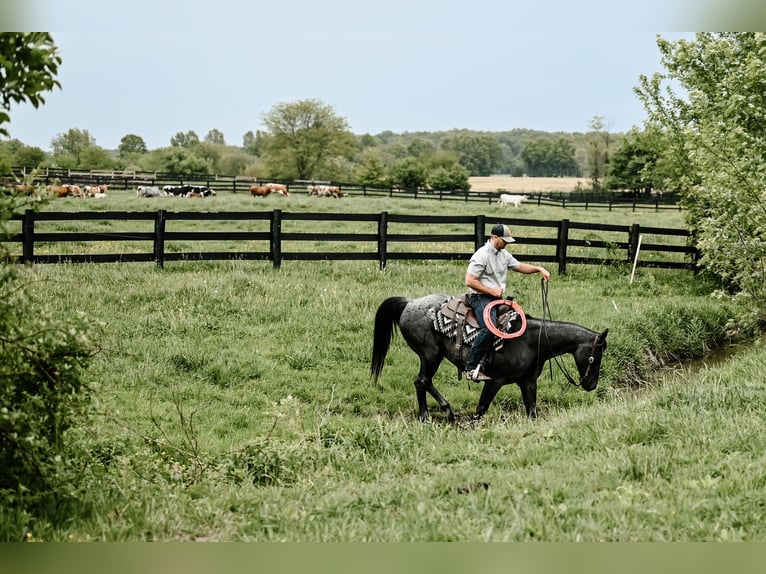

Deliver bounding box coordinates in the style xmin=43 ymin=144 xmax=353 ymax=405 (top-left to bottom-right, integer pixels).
xmin=539 ymin=279 xmax=603 ymax=390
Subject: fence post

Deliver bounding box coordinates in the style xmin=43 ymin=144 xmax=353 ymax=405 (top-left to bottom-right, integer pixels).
xmin=378 ymin=211 xmax=388 ymax=270
xmin=271 ymin=209 xmax=282 ymax=268
xmin=556 ymin=219 xmax=569 ymax=275
xmin=22 ymin=209 xmax=35 ymax=264
xmin=153 ymin=209 xmax=166 ymax=269
xmin=474 ymin=214 xmax=486 ymax=251
xmin=628 ymin=223 xmax=640 ymax=263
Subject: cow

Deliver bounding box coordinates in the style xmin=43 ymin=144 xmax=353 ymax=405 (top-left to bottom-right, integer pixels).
xmin=136 ymin=185 xmax=166 ymax=197
xmin=307 ymin=184 xmax=344 ymax=198
xmin=187 ymin=187 xmax=216 ymax=198
xmin=49 ymin=184 xmax=83 ymax=198
xmin=84 ymin=184 xmax=109 ymax=197
xmin=250 ymin=185 xmax=271 ymax=198
xmin=498 ymin=193 xmax=528 ymax=207
xmin=265 ymin=183 xmax=289 ymax=196
xmin=163 ymin=185 xmax=190 ymax=197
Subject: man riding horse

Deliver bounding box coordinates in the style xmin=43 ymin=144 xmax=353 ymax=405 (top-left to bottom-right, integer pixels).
xmin=464 ymin=224 xmax=551 ymax=382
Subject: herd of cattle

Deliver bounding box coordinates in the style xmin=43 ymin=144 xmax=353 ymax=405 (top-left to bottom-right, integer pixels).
xmin=4 ymin=182 xmax=525 ymax=203
xmin=136 ymin=185 xmax=217 ymax=198
xmin=2 ymin=182 xmax=110 ymax=198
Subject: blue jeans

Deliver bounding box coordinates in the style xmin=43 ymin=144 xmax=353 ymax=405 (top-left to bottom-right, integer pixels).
xmin=466 ymin=293 xmax=498 ymax=371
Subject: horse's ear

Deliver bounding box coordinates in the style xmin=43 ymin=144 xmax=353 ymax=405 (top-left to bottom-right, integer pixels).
xmin=599 ymin=328 xmax=609 ymax=342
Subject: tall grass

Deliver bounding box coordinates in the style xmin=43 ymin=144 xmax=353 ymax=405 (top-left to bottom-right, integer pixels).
xmin=2 ymin=195 xmax=761 ymax=541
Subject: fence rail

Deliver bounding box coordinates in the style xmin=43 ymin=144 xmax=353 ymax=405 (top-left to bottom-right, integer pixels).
xmin=2 ymin=209 xmax=698 ymax=273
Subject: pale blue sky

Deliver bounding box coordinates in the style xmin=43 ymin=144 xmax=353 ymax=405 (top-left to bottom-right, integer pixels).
xmin=6 ymin=1 xmax=697 ymax=151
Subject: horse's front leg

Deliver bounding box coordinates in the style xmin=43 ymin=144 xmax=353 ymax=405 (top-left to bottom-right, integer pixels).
xmin=474 ymin=379 xmax=504 ymax=419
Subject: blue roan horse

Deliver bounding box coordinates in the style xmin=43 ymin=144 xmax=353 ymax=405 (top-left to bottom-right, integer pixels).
xmin=370 ymin=294 xmax=609 ymax=423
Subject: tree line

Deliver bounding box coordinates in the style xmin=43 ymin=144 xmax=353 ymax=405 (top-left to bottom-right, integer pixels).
xmin=2 ymin=99 xmax=634 ymax=192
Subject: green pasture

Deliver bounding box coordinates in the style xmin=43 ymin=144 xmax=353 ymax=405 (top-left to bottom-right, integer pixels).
xmin=5 ymin=194 xmax=764 ymax=541
xmin=4 ymin=188 xmax=689 ymax=266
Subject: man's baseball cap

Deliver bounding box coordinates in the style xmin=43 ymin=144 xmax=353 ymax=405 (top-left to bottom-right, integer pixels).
xmin=491 ymin=224 xmax=515 ymax=243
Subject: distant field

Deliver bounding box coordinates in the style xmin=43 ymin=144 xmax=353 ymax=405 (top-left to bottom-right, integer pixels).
xmin=469 ymin=176 xmax=589 ymax=193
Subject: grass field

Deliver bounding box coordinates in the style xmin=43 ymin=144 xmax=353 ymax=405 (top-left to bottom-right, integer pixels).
xmin=3 ymin=193 xmax=764 ymax=542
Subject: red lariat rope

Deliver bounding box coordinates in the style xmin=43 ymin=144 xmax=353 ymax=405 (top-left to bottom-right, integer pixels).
xmin=482 ymin=299 xmax=527 ymax=339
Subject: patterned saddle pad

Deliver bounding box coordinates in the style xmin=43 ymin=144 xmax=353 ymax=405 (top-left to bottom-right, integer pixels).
xmin=434 ymin=295 xmax=520 ymax=351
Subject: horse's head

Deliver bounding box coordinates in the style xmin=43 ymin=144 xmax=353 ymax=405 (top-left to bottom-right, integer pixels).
xmin=575 ymin=328 xmax=609 ymax=391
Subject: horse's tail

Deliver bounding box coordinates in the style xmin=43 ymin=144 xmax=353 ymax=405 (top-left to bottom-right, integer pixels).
xmin=370 ymin=296 xmax=409 ymax=385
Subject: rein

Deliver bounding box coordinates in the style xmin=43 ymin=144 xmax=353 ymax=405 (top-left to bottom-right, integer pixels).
xmin=539 ymin=279 xmax=599 ymax=390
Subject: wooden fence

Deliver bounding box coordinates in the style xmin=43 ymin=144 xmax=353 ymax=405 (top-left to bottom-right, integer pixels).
xmin=3 ymin=209 xmax=697 ymax=274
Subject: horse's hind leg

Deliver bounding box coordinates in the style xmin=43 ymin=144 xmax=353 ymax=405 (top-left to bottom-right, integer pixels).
xmin=414 ymin=357 xmax=454 ymax=424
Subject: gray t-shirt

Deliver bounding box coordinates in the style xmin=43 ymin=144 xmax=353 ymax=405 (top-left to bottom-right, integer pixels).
xmin=466 ymin=240 xmax=521 ymax=294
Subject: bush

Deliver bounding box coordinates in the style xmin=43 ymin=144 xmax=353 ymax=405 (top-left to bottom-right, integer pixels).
xmin=0 ymin=190 xmax=95 ymax=512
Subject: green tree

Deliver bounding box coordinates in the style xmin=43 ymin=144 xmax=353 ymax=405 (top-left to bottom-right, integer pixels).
xmin=605 ymin=129 xmax=662 ymax=195
xmin=260 ymin=99 xmax=354 ymax=179
xmin=586 ymin=116 xmax=612 ymax=190
xmin=520 ymin=138 xmax=550 ymax=176
xmin=636 ymin=32 xmax=766 ymax=322
xmin=389 ymin=157 xmax=428 ymax=190
xmin=427 ymin=162 xmax=471 ymax=191
xmin=440 ymin=130 xmax=502 ymax=176
xmin=204 ymin=128 xmax=226 ymax=145
xmin=118 ymin=133 xmax=147 ymax=157
xmin=50 ymin=128 xmax=96 ymax=168
xmin=170 ymin=130 xmax=200 ymax=148
xmin=354 ymin=148 xmax=389 ymax=188
xmin=218 ymin=148 xmax=255 ymax=176
xmin=0 ymin=138 xmax=46 ymax=172
xmin=0 ymin=33 xmax=61 ymax=138
xmin=146 ymin=146 xmax=211 ymax=175
xmin=80 ymin=145 xmax=115 ymax=170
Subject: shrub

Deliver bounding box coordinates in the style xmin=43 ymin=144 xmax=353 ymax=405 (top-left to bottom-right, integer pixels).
xmin=0 ymin=189 xmax=95 ymax=513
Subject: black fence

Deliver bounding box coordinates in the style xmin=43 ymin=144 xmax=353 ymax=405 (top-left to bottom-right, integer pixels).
xmin=3 ymin=209 xmax=697 ymax=274
xmin=6 ymin=167 xmax=682 ymax=211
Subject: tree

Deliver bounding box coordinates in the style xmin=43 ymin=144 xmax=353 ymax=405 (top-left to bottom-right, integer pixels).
xmin=204 ymin=128 xmax=226 ymax=145
xmin=242 ymin=129 xmax=268 ymax=156
xmin=354 ymin=148 xmax=389 ymax=188
xmin=586 ymin=116 xmax=611 ymax=190
xmin=605 ymin=128 xmax=662 ymax=195
xmin=389 ymin=157 xmax=428 ymax=190
xmin=146 ymin=146 xmax=211 ymax=175
xmin=0 ymin=138 xmax=46 ymax=172
xmin=520 ymin=138 xmax=550 ymax=176
xmin=0 ymin=33 xmax=61 ymax=138
xmin=636 ymin=32 xmax=766 ymax=323
xmin=441 ymin=130 xmax=503 ymax=176
xmin=427 ymin=162 xmax=471 ymax=191
xmin=50 ymin=128 xmax=96 ymax=168
xmin=260 ymin=99 xmax=354 ymax=179
xmin=170 ymin=130 xmax=200 ymax=148
xmin=118 ymin=134 xmax=147 ymax=157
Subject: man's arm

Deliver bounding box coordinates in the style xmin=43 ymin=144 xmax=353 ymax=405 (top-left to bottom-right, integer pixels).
xmin=514 ymin=263 xmax=551 ymax=282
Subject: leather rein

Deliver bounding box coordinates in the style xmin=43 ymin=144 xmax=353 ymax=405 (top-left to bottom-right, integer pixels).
xmin=539 ymin=279 xmax=603 ymax=390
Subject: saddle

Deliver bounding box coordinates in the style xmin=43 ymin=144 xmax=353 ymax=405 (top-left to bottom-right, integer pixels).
xmin=434 ymin=294 xmax=520 ymax=356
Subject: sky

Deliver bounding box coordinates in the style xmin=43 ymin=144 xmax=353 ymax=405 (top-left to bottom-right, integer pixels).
xmin=1 ymin=0 xmax=755 ymax=152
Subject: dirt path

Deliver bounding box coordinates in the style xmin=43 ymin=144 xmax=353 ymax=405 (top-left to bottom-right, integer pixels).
xmin=468 ymin=176 xmax=589 ymax=193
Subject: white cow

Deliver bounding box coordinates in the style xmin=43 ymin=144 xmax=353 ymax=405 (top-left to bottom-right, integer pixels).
xmin=498 ymin=193 xmax=528 ymax=207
